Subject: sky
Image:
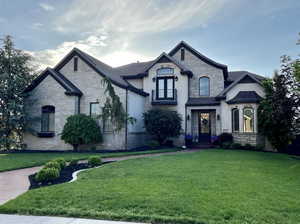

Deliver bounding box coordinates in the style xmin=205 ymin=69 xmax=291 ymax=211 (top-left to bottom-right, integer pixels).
xmin=0 ymin=0 xmax=299 ymax=77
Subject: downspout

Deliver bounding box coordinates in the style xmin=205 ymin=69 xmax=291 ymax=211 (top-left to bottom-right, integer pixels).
xmin=125 ymin=89 xmax=128 ymax=150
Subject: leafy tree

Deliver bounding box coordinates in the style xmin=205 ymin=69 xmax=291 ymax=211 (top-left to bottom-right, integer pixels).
xmin=0 ymin=35 xmax=36 ymax=150
xmin=61 ymin=114 xmax=102 ymax=151
xmin=143 ymin=109 xmax=182 ymax=145
xmin=100 ymin=77 xmax=136 ymax=132
xmin=258 ymin=56 xmax=299 ymax=152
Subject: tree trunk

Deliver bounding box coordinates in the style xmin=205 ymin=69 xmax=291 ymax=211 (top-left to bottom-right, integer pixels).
xmin=73 ymin=144 xmax=79 ymax=152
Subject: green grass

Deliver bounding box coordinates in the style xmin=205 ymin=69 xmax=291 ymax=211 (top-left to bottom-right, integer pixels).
xmin=1 ymin=150 xmax=300 ymax=224
xmin=0 ymin=148 xmax=179 ymax=172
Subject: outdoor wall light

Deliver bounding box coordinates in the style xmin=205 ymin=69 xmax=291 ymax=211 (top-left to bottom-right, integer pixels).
xmin=187 ymin=114 xmax=190 ymax=120
xmin=175 ymin=76 xmax=178 ymax=81
xmin=217 ymin=114 xmax=220 ymax=120
xmin=152 ymin=77 xmax=156 ymax=82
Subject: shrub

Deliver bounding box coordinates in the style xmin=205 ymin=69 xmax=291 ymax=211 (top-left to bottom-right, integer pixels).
xmin=69 ymin=158 xmax=79 ymax=167
xmin=53 ymin=158 xmax=66 ymax=169
xmin=244 ymin=144 xmax=254 ymax=150
xmin=147 ymin=140 xmax=160 ymax=148
xmin=218 ymin=133 xmax=233 ymax=145
xmin=88 ymin=156 xmax=102 ymax=167
xmin=35 ymin=167 xmax=60 ymax=183
xmin=143 ymin=109 xmax=182 ymax=145
xmin=61 ymin=114 xmax=103 ymax=151
xmin=44 ymin=161 xmax=61 ymax=171
xmin=231 ymin=143 xmax=242 ymax=149
xmin=222 ymin=142 xmax=232 ymax=149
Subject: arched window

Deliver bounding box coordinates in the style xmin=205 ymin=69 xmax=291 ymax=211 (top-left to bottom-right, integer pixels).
xmin=156 ymin=67 xmax=174 ymax=76
xmin=41 ymin=106 xmax=55 ymax=132
xmin=232 ymin=108 xmax=239 ymax=132
xmin=243 ymin=107 xmax=254 ymax=132
xmin=199 ymin=77 xmax=210 ymax=96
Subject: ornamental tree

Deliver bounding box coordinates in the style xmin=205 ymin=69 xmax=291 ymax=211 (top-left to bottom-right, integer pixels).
xmin=0 ymin=35 xmax=36 ymax=150
xmin=143 ymin=109 xmax=182 ymax=145
xmin=61 ymin=114 xmax=102 ymax=151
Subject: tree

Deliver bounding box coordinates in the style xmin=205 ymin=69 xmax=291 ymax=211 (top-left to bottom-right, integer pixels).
xmin=0 ymin=36 xmax=35 ymax=150
xmin=143 ymin=109 xmax=182 ymax=145
xmin=61 ymin=114 xmax=103 ymax=151
xmin=258 ymin=56 xmax=299 ymax=152
xmin=100 ymin=77 xmax=135 ymax=132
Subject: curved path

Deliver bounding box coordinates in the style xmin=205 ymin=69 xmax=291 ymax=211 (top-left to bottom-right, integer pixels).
xmin=0 ymin=149 xmax=197 ymax=205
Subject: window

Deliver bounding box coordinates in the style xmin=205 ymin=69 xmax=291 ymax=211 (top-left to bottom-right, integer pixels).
xmin=41 ymin=106 xmax=55 ymax=132
xmin=243 ymin=107 xmax=254 ymax=132
xmin=232 ymin=108 xmax=239 ymax=132
xmin=156 ymin=77 xmax=174 ymax=99
xmin=157 ymin=67 xmax=174 ymax=76
xmin=103 ymin=118 xmax=113 ymax=132
xmin=199 ymin=77 xmax=210 ymax=96
xmin=74 ymin=57 xmax=78 ymax=71
xmin=90 ymin=102 xmax=100 ymax=118
xmin=181 ymin=48 xmax=185 ymax=61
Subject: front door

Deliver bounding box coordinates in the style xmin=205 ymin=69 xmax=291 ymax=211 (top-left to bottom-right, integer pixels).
xmin=198 ymin=112 xmax=211 ymax=143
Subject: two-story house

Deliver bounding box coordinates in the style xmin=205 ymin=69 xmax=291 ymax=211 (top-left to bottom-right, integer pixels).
xmin=24 ymin=41 xmax=266 ymax=150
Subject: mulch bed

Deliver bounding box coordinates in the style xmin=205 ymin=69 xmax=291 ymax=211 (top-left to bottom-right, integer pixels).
xmin=29 ymin=161 xmax=112 ymax=189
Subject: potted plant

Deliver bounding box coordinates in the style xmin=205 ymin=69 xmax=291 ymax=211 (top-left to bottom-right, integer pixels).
xmin=185 ymin=134 xmax=193 ymax=147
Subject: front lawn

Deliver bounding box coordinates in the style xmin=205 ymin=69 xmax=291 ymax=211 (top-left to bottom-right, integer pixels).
xmin=0 ymin=148 xmax=179 ymax=172
xmin=1 ymin=150 xmax=300 ymax=224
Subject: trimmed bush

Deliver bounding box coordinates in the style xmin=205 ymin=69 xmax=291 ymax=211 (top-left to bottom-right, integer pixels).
xmin=61 ymin=114 xmax=103 ymax=151
xmin=231 ymin=143 xmax=242 ymax=149
xmin=88 ymin=156 xmax=102 ymax=167
xmin=218 ymin=133 xmax=233 ymax=145
xmin=221 ymin=142 xmax=232 ymax=149
xmin=35 ymin=167 xmax=60 ymax=183
xmin=244 ymin=144 xmax=254 ymax=150
xmin=69 ymin=158 xmax=79 ymax=167
xmin=44 ymin=161 xmax=61 ymax=171
xmin=147 ymin=140 xmax=160 ymax=148
xmin=143 ymin=109 xmax=182 ymax=145
xmin=53 ymin=158 xmax=66 ymax=169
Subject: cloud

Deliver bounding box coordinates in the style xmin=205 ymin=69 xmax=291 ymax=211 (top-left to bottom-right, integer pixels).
xmin=31 ymin=23 xmax=43 ymax=30
xmin=29 ymin=0 xmax=228 ymax=69
xmin=39 ymin=3 xmax=55 ymax=11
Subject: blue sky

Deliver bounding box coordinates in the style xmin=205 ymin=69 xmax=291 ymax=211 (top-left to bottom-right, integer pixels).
xmin=0 ymin=0 xmax=299 ymax=77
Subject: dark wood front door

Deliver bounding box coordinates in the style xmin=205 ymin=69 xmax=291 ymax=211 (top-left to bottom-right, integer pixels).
xmin=199 ymin=112 xmax=211 ymax=143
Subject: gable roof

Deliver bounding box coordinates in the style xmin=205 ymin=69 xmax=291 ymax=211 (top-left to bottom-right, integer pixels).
xmin=217 ymin=72 xmax=264 ymax=99
xmin=169 ymin=41 xmax=228 ymax=79
xmin=120 ymin=52 xmax=193 ymax=79
xmin=53 ymin=48 xmax=149 ymax=96
xmin=228 ymin=71 xmax=266 ymax=82
xmin=227 ymin=91 xmax=263 ymax=104
xmin=24 ymin=68 xmax=82 ymax=96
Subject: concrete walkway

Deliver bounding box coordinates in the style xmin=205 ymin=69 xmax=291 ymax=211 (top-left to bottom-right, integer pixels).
xmin=0 ymin=149 xmax=196 ymax=205
xmin=0 ymin=214 xmax=146 ymax=224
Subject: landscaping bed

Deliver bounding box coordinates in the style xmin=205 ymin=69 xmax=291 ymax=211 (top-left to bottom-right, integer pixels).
xmin=28 ymin=161 xmax=112 ymax=189
xmin=1 ymin=150 xmax=299 ymax=224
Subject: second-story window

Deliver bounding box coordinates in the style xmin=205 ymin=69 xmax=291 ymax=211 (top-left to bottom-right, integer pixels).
xmin=157 ymin=77 xmax=174 ymax=99
xmin=181 ymin=48 xmax=185 ymax=61
xmin=74 ymin=57 xmax=78 ymax=72
xmin=199 ymin=77 xmax=210 ymax=96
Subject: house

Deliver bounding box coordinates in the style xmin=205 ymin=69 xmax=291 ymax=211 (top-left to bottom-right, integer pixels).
xmin=24 ymin=41 xmax=266 ymax=150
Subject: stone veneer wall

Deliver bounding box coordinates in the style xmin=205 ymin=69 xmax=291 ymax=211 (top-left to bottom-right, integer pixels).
xmin=232 ymin=132 xmax=265 ymax=146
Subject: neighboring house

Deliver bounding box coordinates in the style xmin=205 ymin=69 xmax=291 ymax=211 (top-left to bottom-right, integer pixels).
xmin=24 ymin=41 xmax=266 ymax=150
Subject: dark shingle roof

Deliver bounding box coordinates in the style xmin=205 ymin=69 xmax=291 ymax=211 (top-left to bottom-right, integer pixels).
xmin=114 ymin=61 xmax=154 ymax=77
xmin=24 ymin=68 xmax=82 ymax=96
xmin=228 ymin=71 xmax=266 ymax=82
xmin=227 ymin=91 xmax=263 ymax=104
xmin=186 ymin=97 xmax=220 ymax=106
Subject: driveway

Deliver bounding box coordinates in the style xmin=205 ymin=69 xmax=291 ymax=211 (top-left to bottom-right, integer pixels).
xmin=0 ymin=166 xmax=42 ymax=205
xmin=0 ymin=214 xmax=146 ymax=224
